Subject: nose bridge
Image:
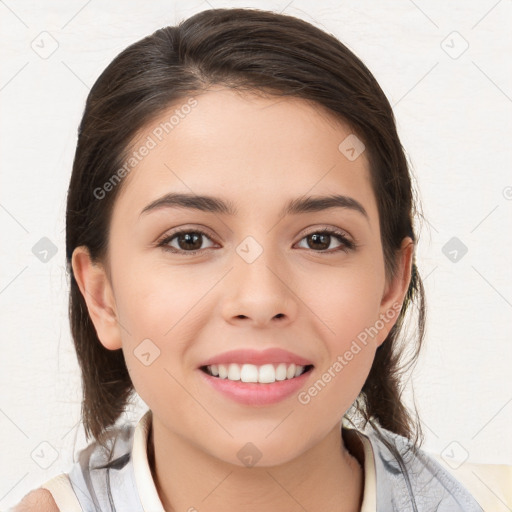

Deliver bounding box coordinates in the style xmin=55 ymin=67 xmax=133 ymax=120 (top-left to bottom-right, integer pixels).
xmin=221 ymin=234 xmax=297 ymax=325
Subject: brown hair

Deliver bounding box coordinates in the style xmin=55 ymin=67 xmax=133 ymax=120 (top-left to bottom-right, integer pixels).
xmin=66 ymin=6 xmax=425 ymax=467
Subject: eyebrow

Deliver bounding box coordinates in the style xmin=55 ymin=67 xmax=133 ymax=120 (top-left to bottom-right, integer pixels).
xmin=139 ymin=192 xmax=368 ymax=220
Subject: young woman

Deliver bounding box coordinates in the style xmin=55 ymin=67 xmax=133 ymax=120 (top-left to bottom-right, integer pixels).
xmin=12 ymin=7 xmax=510 ymax=512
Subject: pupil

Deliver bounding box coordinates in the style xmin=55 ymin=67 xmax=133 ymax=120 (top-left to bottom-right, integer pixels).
xmin=179 ymin=232 xmax=201 ymax=250
xmin=309 ymin=233 xmax=329 ymax=250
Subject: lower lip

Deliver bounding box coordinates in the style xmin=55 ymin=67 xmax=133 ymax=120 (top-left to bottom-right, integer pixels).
xmin=197 ymin=367 xmax=314 ymax=406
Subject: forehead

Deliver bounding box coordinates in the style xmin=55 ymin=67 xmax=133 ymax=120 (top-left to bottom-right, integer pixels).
xmin=113 ymin=88 xmax=377 ymax=222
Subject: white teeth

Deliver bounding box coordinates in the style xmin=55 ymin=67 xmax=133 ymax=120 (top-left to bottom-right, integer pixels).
xmin=287 ymin=363 xmax=296 ymax=379
xmin=218 ymin=364 xmax=228 ymax=379
xmin=275 ymin=363 xmax=287 ymax=381
xmin=227 ymin=363 xmax=241 ymax=381
xmin=205 ymin=363 xmax=308 ymax=383
xmin=258 ymin=364 xmax=276 ymax=383
xmin=240 ymin=364 xmax=259 ymax=382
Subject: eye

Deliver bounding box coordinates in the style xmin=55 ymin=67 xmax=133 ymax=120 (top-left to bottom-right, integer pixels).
xmin=157 ymin=227 xmax=355 ymax=255
xmin=295 ymin=228 xmax=355 ymax=253
xmin=158 ymin=229 xmax=217 ymax=255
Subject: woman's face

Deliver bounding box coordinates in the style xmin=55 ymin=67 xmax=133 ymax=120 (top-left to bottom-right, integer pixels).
xmin=74 ymin=87 xmax=411 ymax=466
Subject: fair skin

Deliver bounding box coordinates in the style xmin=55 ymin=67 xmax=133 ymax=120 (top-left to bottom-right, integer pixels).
xmin=17 ymin=88 xmax=412 ymax=511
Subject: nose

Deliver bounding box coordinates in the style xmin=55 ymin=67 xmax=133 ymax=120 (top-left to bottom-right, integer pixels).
xmin=221 ymin=248 xmax=299 ymax=328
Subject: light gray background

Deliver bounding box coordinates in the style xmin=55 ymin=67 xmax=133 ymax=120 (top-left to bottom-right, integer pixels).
xmin=1 ymin=0 xmax=511 ymax=508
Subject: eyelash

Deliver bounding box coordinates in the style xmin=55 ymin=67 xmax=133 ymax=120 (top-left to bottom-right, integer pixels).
xmin=157 ymin=227 xmax=356 ymax=255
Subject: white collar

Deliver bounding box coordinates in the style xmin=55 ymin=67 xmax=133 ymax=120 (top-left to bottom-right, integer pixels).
xmin=132 ymin=409 xmax=165 ymax=512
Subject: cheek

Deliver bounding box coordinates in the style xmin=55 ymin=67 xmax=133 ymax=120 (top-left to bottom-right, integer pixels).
xmin=295 ymin=260 xmax=384 ymax=409
xmin=307 ymin=258 xmax=385 ymax=342
xmin=112 ymin=256 xmax=232 ymax=405
xmin=297 ymin=273 xmax=381 ymax=421
xmin=113 ymin=256 xmax=210 ymax=340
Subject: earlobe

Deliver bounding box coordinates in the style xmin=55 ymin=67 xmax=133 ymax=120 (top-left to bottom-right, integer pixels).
xmin=376 ymin=237 xmax=414 ymax=347
xmin=71 ymin=246 xmax=123 ymax=351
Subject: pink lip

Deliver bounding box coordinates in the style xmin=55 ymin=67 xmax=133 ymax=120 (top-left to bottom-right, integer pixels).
xmin=197 ymin=366 xmax=314 ymax=406
xmin=198 ymin=348 xmax=313 ymax=368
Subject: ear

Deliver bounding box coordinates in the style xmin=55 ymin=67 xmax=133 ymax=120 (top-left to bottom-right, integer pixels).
xmin=375 ymin=237 xmax=414 ymax=347
xmin=71 ymin=246 xmax=123 ymax=350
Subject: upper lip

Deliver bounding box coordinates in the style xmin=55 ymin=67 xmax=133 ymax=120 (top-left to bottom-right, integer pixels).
xmin=198 ymin=348 xmax=314 ymax=368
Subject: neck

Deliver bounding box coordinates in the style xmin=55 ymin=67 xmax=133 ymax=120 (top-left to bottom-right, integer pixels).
xmin=147 ymin=415 xmax=365 ymax=512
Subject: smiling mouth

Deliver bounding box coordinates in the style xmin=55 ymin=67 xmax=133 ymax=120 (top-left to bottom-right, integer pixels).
xmin=200 ymin=363 xmax=314 ymax=384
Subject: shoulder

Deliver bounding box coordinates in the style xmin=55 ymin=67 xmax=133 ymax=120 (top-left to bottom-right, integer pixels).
xmin=10 ymin=488 xmax=60 ymax=512
xmin=361 ymin=425 xmax=486 ymax=510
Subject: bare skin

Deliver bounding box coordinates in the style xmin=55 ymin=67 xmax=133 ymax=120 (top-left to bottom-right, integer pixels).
xmin=70 ymin=88 xmax=413 ymax=511
xmin=11 ymin=489 xmax=59 ymax=511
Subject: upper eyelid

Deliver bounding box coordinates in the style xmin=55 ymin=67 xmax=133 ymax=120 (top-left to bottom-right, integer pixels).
xmin=301 ymin=225 xmax=352 ymax=238
xmin=158 ymin=226 xmax=218 ymax=244
xmin=159 ymin=225 xmax=354 ymax=242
